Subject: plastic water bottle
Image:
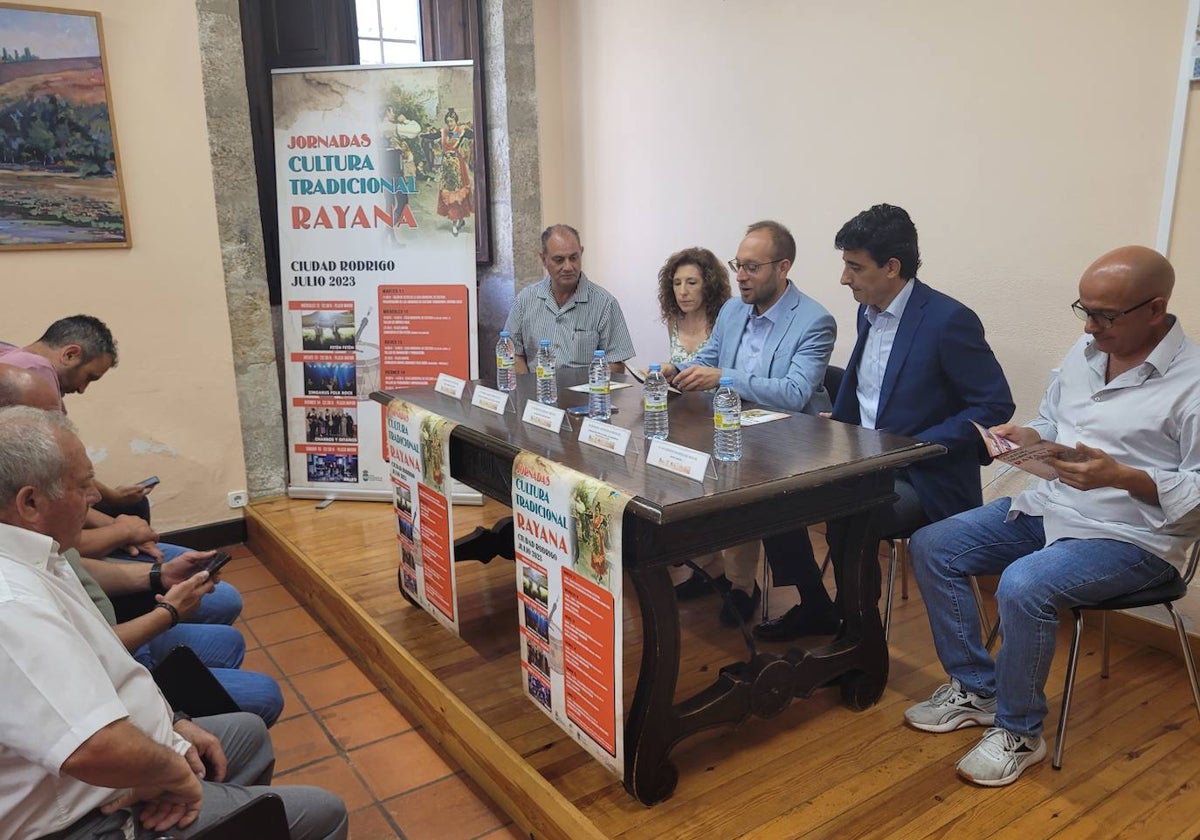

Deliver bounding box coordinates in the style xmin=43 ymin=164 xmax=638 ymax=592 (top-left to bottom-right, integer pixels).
xmin=535 ymin=339 xmax=557 ymax=404
xmin=588 ymin=350 xmax=611 ymax=420
xmin=643 ymin=364 xmax=669 ymax=440
xmin=496 ymin=330 xmax=516 ymax=392
xmin=713 ymin=376 xmax=742 ymax=461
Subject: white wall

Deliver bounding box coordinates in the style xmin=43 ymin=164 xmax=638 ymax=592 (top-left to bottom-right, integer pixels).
xmin=535 ymin=0 xmax=1197 ymax=423
xmin=0 ymin=1 xmax=247 ymax=531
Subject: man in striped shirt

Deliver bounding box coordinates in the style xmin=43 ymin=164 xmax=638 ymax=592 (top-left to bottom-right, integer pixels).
xmin=505 ymin=224 xmax=635 ymax=372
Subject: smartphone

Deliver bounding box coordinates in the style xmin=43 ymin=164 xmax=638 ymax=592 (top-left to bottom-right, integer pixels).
xmin=204 ymin=550 xmax=232 ymax=575
xmin=137 ymin=475 xmax=161 ymax=488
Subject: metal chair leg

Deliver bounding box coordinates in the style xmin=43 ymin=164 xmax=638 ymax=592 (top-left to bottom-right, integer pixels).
xmin=968 ymin=575 xmax=1001 ymax=651
xmin=1053 ymin=608 xmax=1086 ymax=770
xmin=884 ymin=539 xmax=898 ymax=641
xmin=1165 ymin=603 xmax=1200 ymax=724
xmin=760 ymin=555 xmax=771 ymax=621
xmin=899 ymin=538 xmax=909 ymax=600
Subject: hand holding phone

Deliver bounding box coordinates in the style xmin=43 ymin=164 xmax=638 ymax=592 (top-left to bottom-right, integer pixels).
xmin=137 ymin=475 xmax=161 ymax=488
xmin=204 ymin=551 xmax=232 ymax=575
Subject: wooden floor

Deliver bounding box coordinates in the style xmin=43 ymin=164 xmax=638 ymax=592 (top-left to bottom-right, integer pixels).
xmin=248 ymin=496 xmax=1200 ymax=839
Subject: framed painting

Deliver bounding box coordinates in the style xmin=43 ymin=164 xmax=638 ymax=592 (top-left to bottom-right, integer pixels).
xmin=0 ymin=3 xmax=129 ymax=250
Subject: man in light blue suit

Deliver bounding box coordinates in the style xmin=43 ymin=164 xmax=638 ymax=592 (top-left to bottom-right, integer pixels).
xmin=664 ymin=220 xmax=836 ymax=627
xmin=754 ymin=204 xmax=1014 ymax=642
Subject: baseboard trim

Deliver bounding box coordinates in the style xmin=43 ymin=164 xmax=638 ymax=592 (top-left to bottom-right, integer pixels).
xmin=159 ymin=517 xmax=247 ymax=550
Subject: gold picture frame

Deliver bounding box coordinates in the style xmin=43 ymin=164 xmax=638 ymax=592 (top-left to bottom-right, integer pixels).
xmin=0 ymin=2 xmax=130 ymax=250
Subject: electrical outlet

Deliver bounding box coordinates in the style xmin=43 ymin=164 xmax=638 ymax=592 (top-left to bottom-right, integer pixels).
xmin=227 ymin=490 xmax=249 ymax=509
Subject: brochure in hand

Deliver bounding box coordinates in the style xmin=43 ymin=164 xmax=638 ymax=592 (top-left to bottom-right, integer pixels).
xmin=972 ymin=421 xmax=1089 ymax=480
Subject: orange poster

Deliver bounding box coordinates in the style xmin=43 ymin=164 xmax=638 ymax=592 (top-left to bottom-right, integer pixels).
xmin=379 ymin=284 xmax=470 ymax=389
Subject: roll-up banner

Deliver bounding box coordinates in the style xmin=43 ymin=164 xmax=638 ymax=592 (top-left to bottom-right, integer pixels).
xmin=273 ymin=61 xmax=479 ymax=501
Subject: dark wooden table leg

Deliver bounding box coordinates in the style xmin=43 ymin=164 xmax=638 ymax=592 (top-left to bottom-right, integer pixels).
xmin=624 ymin=562 xmax=684 ymax=804
xmin=452 ymin=516 xmax=514 ymax=564
xmin=829 ymin=507 xmax=889 ymax=709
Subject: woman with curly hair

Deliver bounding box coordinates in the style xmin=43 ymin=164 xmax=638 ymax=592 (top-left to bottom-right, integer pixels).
xmin=657 ymin=248 xmax=759 ymax=625
xmin=657 ymin=247 xmax=731 ymax=365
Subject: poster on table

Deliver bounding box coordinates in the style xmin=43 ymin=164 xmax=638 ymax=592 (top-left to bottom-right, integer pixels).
xmin=387 ymin=399 xmax=459 ymax=633
xmin=274 ymin=61 xmax=478 ymax=500
xmin=513 ymin=452 xmax=630 ymax=776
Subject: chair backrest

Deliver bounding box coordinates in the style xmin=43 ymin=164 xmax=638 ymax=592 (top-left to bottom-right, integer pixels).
xmin=152 ymin=645 xmax=240 ymax=718
xmin=1182 ymin=541 xmax=1200 ymax=586
xmin=823 ymin=365 xmax=845 ymax=405
xmin=191 ymin=792 xmax=290 ymax=840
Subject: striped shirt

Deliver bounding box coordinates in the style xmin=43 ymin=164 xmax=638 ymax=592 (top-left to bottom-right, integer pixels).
xmin=503 ymin=273 xmax=636 ymax=367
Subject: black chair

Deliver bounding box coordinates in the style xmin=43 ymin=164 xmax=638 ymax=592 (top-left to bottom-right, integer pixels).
xmin=823 ymin=365 xmax=844 ymax=407
xmin=152 ymin=645 xmax=240 ymax=718
xmin=190 ymin=792 xmax=290 ymax=840
xmin=1054 ymin=540 xmax=1200 ymax=769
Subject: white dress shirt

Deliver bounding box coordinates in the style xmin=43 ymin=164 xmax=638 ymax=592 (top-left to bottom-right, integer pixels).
xmin=1011 ymin=319 xmax=1200 ymax=566
xmin=855 ymin=279 xmax=915 ymax=430
xmin=0 ymin=522 xmax=189 ymax=840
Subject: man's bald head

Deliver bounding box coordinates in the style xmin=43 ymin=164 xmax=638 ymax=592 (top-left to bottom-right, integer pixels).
xmin=1082 ymin=245 xmax=1174 ymax=303
xmin=0 ymin=364 xmax=62 ymax=411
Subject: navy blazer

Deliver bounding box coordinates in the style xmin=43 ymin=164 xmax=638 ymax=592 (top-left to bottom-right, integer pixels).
xmin=683 ymin=282 xmax=835 ymax=414
xmin=832 ymin=280 xmax=1014 ymax=522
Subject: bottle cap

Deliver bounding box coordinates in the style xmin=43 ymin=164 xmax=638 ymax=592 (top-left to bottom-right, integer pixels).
xmin=719 ymin=376 xmax=733 ymax=386
xmin=593 ymin=350 xmax=605 ymax=357
xmin=539 ymin=338 xmax=551 ymax=347
xmin=648 ymin=363 xmax=661 ymax=371
xmin=500 ymin=330 xmax=511 ymax=337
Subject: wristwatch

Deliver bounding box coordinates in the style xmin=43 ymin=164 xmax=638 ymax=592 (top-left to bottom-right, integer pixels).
xmin=149 ymin=561 xmax=166 ymax=595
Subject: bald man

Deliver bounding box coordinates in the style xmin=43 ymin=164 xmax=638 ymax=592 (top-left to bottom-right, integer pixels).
xmin=0 ymin=363 xmax=61 ymax=411
xmin=903 ymin=246 xmax=1200 ymax=787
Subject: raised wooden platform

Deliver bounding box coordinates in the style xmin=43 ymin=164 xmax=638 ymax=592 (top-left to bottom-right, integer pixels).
xmin=248 ymin=495 xmax=1200 ymax=839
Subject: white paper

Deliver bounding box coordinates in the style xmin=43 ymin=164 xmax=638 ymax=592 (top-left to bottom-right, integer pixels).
xmin=645 ymin=438 xmax=711 ymax=482
xmin=522 ymin=400 xmax=566 ymax=433
xmin=578 ymin=417 xmax=632 ymax=456
xmin=435 ymin=373 xmax=467 ymax=399
xmin=471 ymin=385 xmax=509 ymax=415
xmin=567 ymin=381 xmax=634 ymax=394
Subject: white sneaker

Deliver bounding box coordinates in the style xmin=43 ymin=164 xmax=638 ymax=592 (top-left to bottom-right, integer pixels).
xmin=904 ymin=679 xmax=997 ymax=733
xmin=956 ymin=727 xmax=1046 ymax=787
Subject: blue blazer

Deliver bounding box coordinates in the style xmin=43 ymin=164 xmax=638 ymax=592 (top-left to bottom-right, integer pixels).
xmin=684 ymin=282 xmax=835 ymax=413
xmin=832 ymin=280 xmax=1014 ymax=522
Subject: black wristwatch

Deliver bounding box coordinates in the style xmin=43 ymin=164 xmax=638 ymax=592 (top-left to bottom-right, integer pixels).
xmin=149 ymin=561 xmax=166 ymax=595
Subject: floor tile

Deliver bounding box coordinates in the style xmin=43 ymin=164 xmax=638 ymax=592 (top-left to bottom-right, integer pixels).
xmin=351 ymin=731 xmax=455 ymax=800
xmin=239 ymin=584 xmax=301 ymax=619
xmin=247 ymin=605 xmax=324 ymax=646
xmin=270 ymin=712 xmax=336 ymax=772
xmin=292 ymin=660 xmax=377 ymax=710
xmin=276 ymin=679 xmax=306 ymax=722
xmin=276 ymin=754 xmax=374 ymax=811
xmin=318 ymin=692 xmax=415 ymax=751
xmin=348 ymin=805 xmax=402 ymax=839
xmin=241 ymin=647 xmax=284 ymax=680
xmin=221 ymin=563 xmax=281 ymax=593
xmin=384 ymin=774 xmax=507 ymax=840
xmin=477 ymin=825 xmax=527 ymax=840
xmin=269 ymin=633 xmax=347 ymax=676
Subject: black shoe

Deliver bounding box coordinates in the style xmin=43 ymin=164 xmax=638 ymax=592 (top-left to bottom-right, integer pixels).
xmin=675 ymin=572 xmax=731 ymax=601
xmin=719 ymin=583 xmax=762 ymax=627
xmin=752 ymin=605 xmax=840 ymax=642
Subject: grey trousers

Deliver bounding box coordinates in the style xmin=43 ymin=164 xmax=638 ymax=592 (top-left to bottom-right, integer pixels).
xmin=43 ymin=712 xmax=347 ymax=840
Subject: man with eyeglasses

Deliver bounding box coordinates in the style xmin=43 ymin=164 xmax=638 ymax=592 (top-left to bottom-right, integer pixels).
xmin=662 ymin=220 xmax=836 ymax=627
xmin=905 ymin=246 xmax=1200 ymax=787
xmin=755 ymin=204 xmax=1014 ymax=642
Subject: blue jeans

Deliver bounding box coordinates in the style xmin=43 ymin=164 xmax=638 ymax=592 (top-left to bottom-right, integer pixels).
xmin=134 ymin=625 xmax=284 ymax=727
xmin=909 ymin=498 xmax=1178 ymax=737
xmin=110 ymin=543 xmax=243 ymax=625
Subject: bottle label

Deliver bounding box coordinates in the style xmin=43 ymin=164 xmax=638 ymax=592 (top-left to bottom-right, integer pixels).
xmin=644 ymin=395 xmax=667 ymax=411
xmin=497 ymin=355 xmax=512 ymax=370
xmin=536 ymin=365 xmax=552 ymax=379
xmin=589 ymin=382 xmax=610 ymax=395
xmin=714 ymin=410 xmax=740 ymax=430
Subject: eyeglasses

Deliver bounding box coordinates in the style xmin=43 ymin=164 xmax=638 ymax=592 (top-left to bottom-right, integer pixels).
xmin=1070 ymin=297 xmax=1156 ymax=328
xmin=727 ymin=258 xmax=784 ymax=275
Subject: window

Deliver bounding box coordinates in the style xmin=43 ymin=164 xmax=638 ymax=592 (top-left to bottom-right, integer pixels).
xmin=356 ymin=0 xmax=422 ymax=65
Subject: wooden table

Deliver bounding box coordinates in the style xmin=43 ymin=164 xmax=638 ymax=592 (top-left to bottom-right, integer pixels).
xmin=373 ymin=373 xmax=941 ymax=804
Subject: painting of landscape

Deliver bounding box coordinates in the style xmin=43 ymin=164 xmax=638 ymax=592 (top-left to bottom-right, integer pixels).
xmin=0 ymin=4 xmax=128 ymax=250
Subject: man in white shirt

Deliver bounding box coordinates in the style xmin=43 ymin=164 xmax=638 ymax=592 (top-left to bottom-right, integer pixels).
xmin=905 ymin=246 xmax=1200 ymax=787
xmin=0 ymin=406 xmax=346 ymax=839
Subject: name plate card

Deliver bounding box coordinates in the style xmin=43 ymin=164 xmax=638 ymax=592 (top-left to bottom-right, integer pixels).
xmin=578 ymin=417 xmax=632 ymax=456
xmin=646 ymin=438 xmax=710 ymax=482
xmin=471 ymin=385 xmax=509 ymax=415
xmin=435 ymin=373 xmax=467 ymax=399
xmin=522 ymin=400 xmax=566 ymax=433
